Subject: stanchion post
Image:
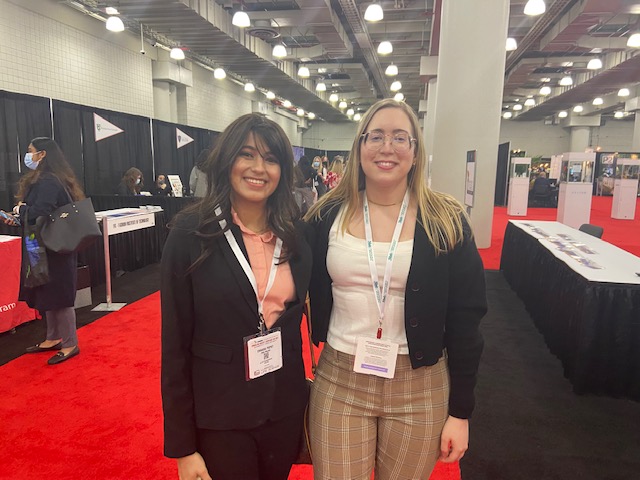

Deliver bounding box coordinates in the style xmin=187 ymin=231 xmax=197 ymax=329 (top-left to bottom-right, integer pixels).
xmin=92 ymin=215 xmax=126 ymax=312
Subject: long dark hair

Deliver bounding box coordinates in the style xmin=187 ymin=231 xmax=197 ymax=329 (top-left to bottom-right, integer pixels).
xmin=182 ymin=114 xmax=299 ymax=271
xmin=16 ymin=137 xmax=85 ymax=202
xmin=121 ymin=167 xmax=143 ymax=194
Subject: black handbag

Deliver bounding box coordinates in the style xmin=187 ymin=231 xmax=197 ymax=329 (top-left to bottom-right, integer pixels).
xmin=294 ymin=296 xmax=315 ymax=465
xmin=36 ymin=193 xmax=101 ymax=254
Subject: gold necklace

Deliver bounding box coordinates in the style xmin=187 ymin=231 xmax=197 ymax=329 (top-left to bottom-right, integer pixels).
xmin=367 ymin=198 xmax=400 ymax=207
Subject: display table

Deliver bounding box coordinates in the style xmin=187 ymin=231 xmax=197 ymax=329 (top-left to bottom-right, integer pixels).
xmin=500 ymin=220 xmax=640 ymax=400
xmin=0 ymin=235 xmax=38 ymax=333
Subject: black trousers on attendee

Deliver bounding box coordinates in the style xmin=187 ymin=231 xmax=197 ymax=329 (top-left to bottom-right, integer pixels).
xmin=196 ymin=410 xmax=304 ymax=480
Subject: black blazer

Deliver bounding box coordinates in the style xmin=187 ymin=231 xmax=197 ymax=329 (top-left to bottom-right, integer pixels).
xmin=161 ymin=212 xmax=313 ymax=458
xmin=308 ymin=204 xmax=487 ymax=419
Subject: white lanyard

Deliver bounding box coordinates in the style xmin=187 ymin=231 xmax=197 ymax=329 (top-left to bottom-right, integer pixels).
xmin=216 ymin=207 xmax=282 ymax=333
xmin=363 ymin=189 xmax=409 ymax=339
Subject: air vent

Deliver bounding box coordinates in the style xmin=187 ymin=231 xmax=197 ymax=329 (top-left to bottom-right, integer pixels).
xmin=247 ymin=20 xmax=280 ymax=40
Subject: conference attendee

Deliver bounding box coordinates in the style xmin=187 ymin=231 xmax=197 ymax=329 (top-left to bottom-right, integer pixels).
xmin=324 ymin=155 xmax=344 ymax=190
xmin=161 ymin=113 xmax=313 ymax=480
xmin=1 ymin=137 xmax=83 ymax=365
xmin=117 ymin=167 xmax=143 ymax=195
xmin=305 ymin=98 xmax=488 ymax=480
xmin=152 ymin=174 xmax=173 ymax=196
xmin=189 ymin=149 xmax=210 ymax=198
xmin=293 ymin=164 xmax=315 ymax=216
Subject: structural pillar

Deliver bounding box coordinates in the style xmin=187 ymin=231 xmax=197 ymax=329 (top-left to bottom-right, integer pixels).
xmin=428 ymin=0 xmax=509 ymax=248
xmin=423 ymin=78 xmax=438 ymax=183
xmin=632 ymin=112 xmax=640 ymax=151
xmin=570 ymin=127 xmax=591 ymax=152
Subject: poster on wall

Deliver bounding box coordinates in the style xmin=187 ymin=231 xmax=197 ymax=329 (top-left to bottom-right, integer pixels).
xmin=93 ymin=113 xmax=123 ymax=142
xmin=176 ymin=128 xmax=194 ymax=149
xmin=465 ymin=150 xmax=477 ymax=208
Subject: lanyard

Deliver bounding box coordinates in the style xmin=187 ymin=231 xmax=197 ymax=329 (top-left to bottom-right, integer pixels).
xmin=216 ymin=207 xmax=282 ymax=334
xmin=363 ymin=189 xmax=409 ymax=339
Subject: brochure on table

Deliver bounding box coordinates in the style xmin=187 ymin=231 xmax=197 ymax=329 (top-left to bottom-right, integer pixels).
xmin=167 ymin=175 xmax=183 ymax=197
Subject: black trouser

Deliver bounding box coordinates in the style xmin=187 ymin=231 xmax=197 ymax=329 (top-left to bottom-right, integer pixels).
xmin=197 ymin=410 xmax=304 ymax=480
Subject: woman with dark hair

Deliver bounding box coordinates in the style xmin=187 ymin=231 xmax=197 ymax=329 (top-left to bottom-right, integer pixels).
xmin=152 ymin=173 xmax=173 ymax=196
xmin=116 ymin=167 xmax=143 ymax=195
xmin=1 ymin=137 xmax=84 ymax=365
xmin=189 ymin=148 xmax=210 ymax=197
xmin=161 ymin=113 xmax=312 ymax=480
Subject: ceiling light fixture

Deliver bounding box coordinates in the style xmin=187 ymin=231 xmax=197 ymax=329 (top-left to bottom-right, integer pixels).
xmin=364 ymin=2 xmax=384 ymax=22
xmin=377 ymin=41 xmax=393 ymax=55
xmin=558 ymin=111 xmax=568 ymax=118
xmin=513 ymin=104 xmax=523 ymax=111
xmin=393 ymin=93 xmax=405 ymax=102
xmin=213 ymin=68 xmax=226 ymax=79
xmin=506 ymin=38 xmax=518 ymax=51
xmin=618 ymin=88 xmax=630 ymax=97
xmin=297 ymin=108 xmax=305 ymax=117
xmin=573 ymin=105 xmax=584 ymax=113
xmin=316 ymin=82 xmax=327 ymax=92
xmin=283 ymin=100 xmax=292 ymax=108
xmin=329 ymin=93 xmax=339 ymax=103
xmin=614 ymin=111 xmax=624 ymax=118
xmin=232 ymin=11 xmax=250 ymax=28
xmin=587 ymin=58 xmax=603 ymax=70
xmin=503 ymin=112 xmax=513 ymax=119
xmin=308 ymin=112 xmax=316 ymax=120
xmin=105 ymin=16 xmax=125 ymax=32
xmin=385 ymin=64 xmax=398 ymax=76
xmin=390 ymin=80 xmax=402 ymax=92
xmin=170 ymin=47 xmax=185 ymax=60
xmin=338 ymin=100 xmax=347 ymax=109
xmin=353 ymin=113 xmax=362 ymax=121
xmin=559 ymin=76 xmax=573 ymax=86
xmin=272 ymin=44 xmax=287 ymax=58
xmin=266 ymin=91 xmax=276 ymax=100
xmin=346 ymin=108 xmax=355 ymax=116
xmin=524 ymin=98 xmax=535 ymax=106
xmin=105 ymin=7 xmax=119 ymax=15
xmin=524 ymin=0 xmax=546 ymax=16
xmin=244 ymin=82 xmax=255 ymax=92
xmin=539 ymin=86 xmax=551 ymax=95
xmin=592 ymin=97 xmax=604 ymax=106
xmin=298 ymin=65 xmax=310 ymax=77
xmin=627 ymin=32 xmax=640 ymax=47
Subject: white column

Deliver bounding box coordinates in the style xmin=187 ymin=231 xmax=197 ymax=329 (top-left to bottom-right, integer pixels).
xmin=632 ymin=114 xmax=640 ymax=151
xmin=423 ymin=78 xmax=438 ymax=185
xmin=570 ymin=127 xmax=591 ymax=152
xmin=429 ymin=0 xmax=510 ymax=248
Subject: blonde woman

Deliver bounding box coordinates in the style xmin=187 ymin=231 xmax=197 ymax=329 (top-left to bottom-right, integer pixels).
xmin=324 ymin=156 xmax=344 ymax=190
xmin=305 ymin=99 xmax=487 ymax=480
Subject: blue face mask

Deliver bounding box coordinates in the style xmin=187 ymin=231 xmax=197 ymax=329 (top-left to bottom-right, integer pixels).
xmin=24 ymin=152 xmax=40 ymax=170
xmin=313 ymin=161 xmax=320 ymax=168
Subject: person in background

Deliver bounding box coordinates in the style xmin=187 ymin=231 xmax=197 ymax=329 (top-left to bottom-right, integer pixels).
xmin=153 ymin=174 xmax=173 ymax=196
xmin=117 ymin=167 xmax=143 ymax=195
xmin=293 ymin=164 xmax=315 ymax=216
xmin=190 ymin=149 xmax=210 ymax=198
xmin=312 ymin=156 xmax=327 ymax=199
xmin=161 ymin=113 xmax=313 ymax=480
xmin=324 ymin=155 xmax=344 ymax=191
xmin=305 ymin=99 xmax=487 ymax=480
xmin=1 ymin=137 xmax=84 ymax=365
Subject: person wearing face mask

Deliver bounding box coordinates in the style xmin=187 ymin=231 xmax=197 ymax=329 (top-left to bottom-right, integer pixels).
xmin=153 ymin=174 xmax=173 ymax=196
xmin=117 ymin=167 xmax=144 ymax=195
xmin=1 ymin=137 xmax=85 ymax=365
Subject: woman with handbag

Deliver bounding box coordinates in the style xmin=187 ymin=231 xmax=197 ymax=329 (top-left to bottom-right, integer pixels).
xmin=161 ymin=114 xmax=313 ymax=480
xmin=3 ymin=137 xmax=84 ymax=365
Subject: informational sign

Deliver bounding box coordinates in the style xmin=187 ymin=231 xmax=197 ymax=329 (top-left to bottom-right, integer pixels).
xmin=465 ymin=150 xmax=477 ymax=208
xmin=105 ymin=211 xmax=155 ymax=236
xmin=167 ymin=174 xmax=183 ymax=197
xmin=176 ymin=128 xmax=194 ymax=149
xmin=94 ymin=113 xmax=123 ymax=142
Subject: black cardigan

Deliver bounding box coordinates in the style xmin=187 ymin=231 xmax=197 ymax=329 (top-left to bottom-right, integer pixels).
xmin=307 ymin=204 xmax=487 ymax=419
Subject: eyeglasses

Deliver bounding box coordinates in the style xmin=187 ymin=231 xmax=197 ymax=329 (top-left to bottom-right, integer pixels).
xmin=361 ymin=131 xmax=416 ymax=152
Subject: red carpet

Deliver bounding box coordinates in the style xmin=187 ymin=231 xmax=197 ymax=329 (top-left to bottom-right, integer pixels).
xmin=0 ymin=293 xmax=459 ymax=480
xmin=478 ymin=195 xmax=640 ymax=270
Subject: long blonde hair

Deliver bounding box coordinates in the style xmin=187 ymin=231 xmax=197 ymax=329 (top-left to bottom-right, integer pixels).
xmin=305 ymin=99 xmax=467 ymax=254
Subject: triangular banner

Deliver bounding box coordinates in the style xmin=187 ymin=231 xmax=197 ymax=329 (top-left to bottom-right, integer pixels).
xmin=94 ymin=113 xmax=124 ymax=142
xmin=176 ymin=128 xmax=194 ymax=149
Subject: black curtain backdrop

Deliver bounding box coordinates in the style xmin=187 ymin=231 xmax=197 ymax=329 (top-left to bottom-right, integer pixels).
xmin=0 ymin=90 xmax=52 ymax=210
xmin=152 ymin=120 xmax=218 ymax=193
xmin=495 ymin=142 xmax=510 ymax=206
xmin=52 ymin=100 xmax=85 ymax=189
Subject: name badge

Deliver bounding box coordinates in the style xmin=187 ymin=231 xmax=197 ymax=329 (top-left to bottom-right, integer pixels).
xmin=244 ymin=329 xmax=283 ymax=380
xmin=353 ymin=337 xmax=399 ymax=379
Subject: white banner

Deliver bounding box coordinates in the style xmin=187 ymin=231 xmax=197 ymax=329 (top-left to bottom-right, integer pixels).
xmin=176 ymin=128 xmax=194 ymax=149
xmin=94 ymin=113 xmax=124 ymax=142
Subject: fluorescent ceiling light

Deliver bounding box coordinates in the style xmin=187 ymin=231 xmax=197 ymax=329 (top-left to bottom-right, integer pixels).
xmin=618 ymin=88 xmax=630 ymax=97
xmin=559 ymin=76 xmax=573 ymax=86
xmin=283 ymin=100 xmax=292 ymax=108
xmin=614 ymin=111 xmax=624 ymax=118
xmin=627 ymin=32 xmax=640 ymax=47
xmin=364 ymin=3 xmax=384 ymax=22
xmin=539 ymin=86 xmax=551 ymax=95
xmin=558 ymin=111 xmax=568 ymax=118
xmin=513 ymin=104 xmax=523 ymax=111
xmin=232 ymin=11 xmax=250 ymax=28
xmin=377 ymin=41 xmax=393 ymax=55
xmin=573 ymin=105 xmax=584 ymax=113
xmin=338 ymin=100 xmax=347 ymax=109
xmin=298 ymin=65 xmax=310 ymax=77
xmin=329 ymin=93 xmax=339 ymax=103
xmin=524 ymin=0 xmax=546 ymax=16
xmin=393 ymin=93 xmax=405 ymax=102
xmin=272 ymin=44 xmax=287 ymax=58
xmin=592 ymin=97 xmax=604 ymax=106
xmin=266 ymin=91 xmax=276 ymax=100
xmin=503 ymin=112 xmax=513 ymax=119
xmin=390 ymin=80 xmax=402 ymax=92
xmin=170 ymin=47 xmax=185 ymax=60
xmin=353 ymin=113 xmax=362 ymax=121
xmin=308 ymin=112 xmax=316 ymax=120
xmin=244 ymin=82 xmax=255 ymax=92
xmin=587 ymin=58 xmax=602 ymax=70
xmin=385 ymin=64 xmax=398 ymax=76
xmin=105 ymin=16 xmax=124 ymax=32
xmin=540 ymin=77 xmax=551 ymax=82
xmin=506 ymin=38 xmax=518 ymax=51
xmin=105 ymin=7 xmax=119 ymax=15
xmin=317 ymin=68 xmax=327 ymax=74
xmin=213 ymin=68 xmax=226 ymax=79
xmin=524 ymin=98 xmax=535 ymax=106
xmin=316 ymin=82 xmax=327 ymax=92
xmin=297 ymin=108 xmax=305 ymax=117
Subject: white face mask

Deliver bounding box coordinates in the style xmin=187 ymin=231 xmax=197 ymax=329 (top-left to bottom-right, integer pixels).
xmin=135 ymin=178 xmax=141 ymax=185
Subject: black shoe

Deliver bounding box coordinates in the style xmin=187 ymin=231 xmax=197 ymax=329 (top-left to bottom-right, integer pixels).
xmin=47 ymin=346 xmax=80 ymax=365
xmin=25 ymin=342 xmax=62 ymax=353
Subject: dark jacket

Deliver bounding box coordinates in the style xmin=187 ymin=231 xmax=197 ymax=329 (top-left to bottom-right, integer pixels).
xmin=161 ymin=212 xmax=313 ymax=458
xmin=18 ymin=173 xmax=78 ymax=311
xmin=307 ymin=204 xmax=487 ymax=419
